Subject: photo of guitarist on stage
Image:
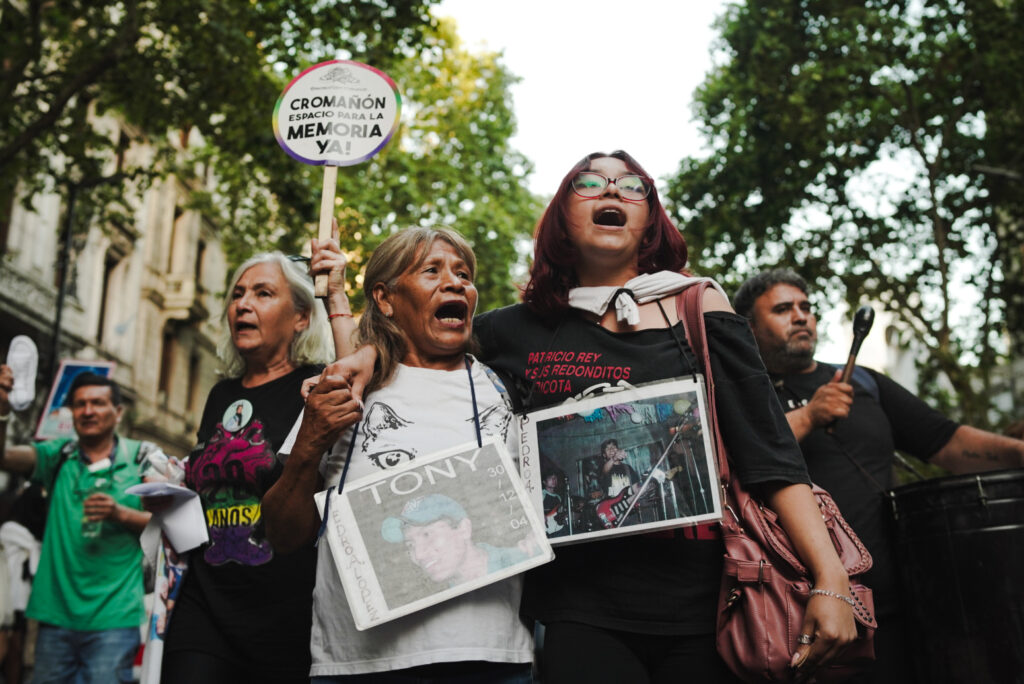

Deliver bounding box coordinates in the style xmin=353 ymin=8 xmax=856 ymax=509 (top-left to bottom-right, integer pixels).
xmin=524 ymin=379 xmax=723 ymax=543
xmin=592 ymin=439 xmax=665 ymax=529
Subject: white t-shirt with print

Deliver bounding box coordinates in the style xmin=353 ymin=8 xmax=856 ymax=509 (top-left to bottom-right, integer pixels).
xmin=279 ymin=359 xmax=531 ymax=676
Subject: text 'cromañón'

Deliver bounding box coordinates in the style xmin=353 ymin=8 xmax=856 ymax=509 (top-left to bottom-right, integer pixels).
xmin=289 ymin=95 xmax=388 ymax=110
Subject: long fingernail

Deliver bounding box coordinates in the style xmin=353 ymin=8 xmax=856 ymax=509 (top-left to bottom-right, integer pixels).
xmin=790 ymin=652 xmax=801 ymax=668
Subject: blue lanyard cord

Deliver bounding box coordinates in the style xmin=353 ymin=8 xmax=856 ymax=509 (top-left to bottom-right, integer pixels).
xmin=315 ymin=421 xmax=360 ymax=548
xmin=338 ymin=421 xmax=359 ymax=493
xmin=465 ymin=356 xmax=482 ymax=448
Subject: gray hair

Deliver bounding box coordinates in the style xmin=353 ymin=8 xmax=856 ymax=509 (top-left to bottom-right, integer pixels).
xmin=733 ymin=269 xmax=809 ymax=319
xmin=217 ymin=252 xmax=333 ymax=378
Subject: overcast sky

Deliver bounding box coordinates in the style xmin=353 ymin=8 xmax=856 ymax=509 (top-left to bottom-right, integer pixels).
xmin=434 ymin=0 xmax=729 ymax=195
xmin=432 ymin=0 xmax=872 ymax=361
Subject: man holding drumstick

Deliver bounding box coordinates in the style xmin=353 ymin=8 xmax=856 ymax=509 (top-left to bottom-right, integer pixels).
xmin=735 ymin=268 xmax=1024 ymax=684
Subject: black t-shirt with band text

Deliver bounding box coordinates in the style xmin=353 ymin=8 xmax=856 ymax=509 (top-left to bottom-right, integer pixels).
xmin=475 ymin=304 xmax=809 ymax=635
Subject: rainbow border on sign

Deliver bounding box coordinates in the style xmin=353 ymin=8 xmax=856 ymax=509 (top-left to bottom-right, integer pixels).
xmin=272 ymin=59 xmax=402 ymax=167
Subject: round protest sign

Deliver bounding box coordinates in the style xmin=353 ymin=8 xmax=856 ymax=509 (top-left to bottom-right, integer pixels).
xmin=273 ymin=60 xmax=401 ymax=167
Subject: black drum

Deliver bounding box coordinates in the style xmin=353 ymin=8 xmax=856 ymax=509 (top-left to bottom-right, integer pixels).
xmin=889 ymin=469 xmax=1024 ymax=684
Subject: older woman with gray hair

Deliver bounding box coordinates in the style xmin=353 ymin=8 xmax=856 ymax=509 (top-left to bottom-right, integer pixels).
xmin=265 ymin=227 xmax=533 ymax=683
xmin=160 ymin=251 xmax=345 ymax=683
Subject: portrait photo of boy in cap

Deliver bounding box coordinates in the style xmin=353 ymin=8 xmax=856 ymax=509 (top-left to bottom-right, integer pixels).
xmin=316 ymin=440 xmax=554 ymax=628
xmin=381 ymin=493 xmax=534 ymax=588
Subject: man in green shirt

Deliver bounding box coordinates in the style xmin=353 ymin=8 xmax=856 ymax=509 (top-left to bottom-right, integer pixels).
xmin=0 ymin=367 xmax=152 ymax=683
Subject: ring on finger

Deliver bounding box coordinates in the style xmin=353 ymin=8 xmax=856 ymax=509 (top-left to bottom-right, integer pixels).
xmin=797 ymin=633 xmax=815 ymax=645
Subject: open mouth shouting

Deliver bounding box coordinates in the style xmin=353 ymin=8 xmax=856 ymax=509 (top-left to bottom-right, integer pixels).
xmin=593 ymin=206 xmax=627 ymax=227
xmin=435 ymin=300 xmax=469 ymax=328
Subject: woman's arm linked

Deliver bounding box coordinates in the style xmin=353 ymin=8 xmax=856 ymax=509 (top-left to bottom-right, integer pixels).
xmin=263 ymin=365 xmax=362 ymax=553
xmin=265 ymin=222 xmax=365 ymax=553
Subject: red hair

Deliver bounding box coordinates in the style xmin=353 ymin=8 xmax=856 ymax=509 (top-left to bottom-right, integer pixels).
xmin=523 ymin=151 xmax=688 ymax=320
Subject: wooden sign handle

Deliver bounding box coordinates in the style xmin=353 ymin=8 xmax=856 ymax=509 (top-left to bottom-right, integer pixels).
xmin=315 ymin=165 xmax=338 ymax=297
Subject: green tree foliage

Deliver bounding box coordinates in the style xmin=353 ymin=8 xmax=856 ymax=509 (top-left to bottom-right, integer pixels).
xmin=207 ymin=17 xmax=541 ymax=312
xmin=0 ymin=1 xmax=433 ymax=211
xmin=1 ymin=1 xmax=537 ymax=309
xmin=666 ymin=0 xmax=1024 ymax=425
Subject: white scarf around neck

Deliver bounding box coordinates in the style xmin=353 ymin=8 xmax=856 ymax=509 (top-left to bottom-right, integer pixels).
xmin=568 ymin=272 xmax=728 ymax=324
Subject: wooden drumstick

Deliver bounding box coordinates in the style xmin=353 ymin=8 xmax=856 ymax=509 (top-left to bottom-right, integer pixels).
xmin=827 ymin=305 xmax=874 ymax=434
xmin=840 ymin=305 xmax=875 ymax=383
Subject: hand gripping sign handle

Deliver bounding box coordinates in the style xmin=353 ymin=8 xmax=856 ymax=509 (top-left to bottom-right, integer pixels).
xmin=315 ymin=165 xmax=339 ymax=298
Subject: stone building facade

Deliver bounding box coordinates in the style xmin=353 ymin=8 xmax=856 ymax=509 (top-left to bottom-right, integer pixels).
xmin=0 ymin=131 xmax=228 ymax=458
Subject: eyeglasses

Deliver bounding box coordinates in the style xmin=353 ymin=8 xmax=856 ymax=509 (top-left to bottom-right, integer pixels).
xmin=571 ymin=172 xmax=651 ymax=201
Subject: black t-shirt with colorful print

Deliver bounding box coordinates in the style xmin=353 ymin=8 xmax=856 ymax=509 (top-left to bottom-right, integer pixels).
xmin=165 ymin=364 xmax=321 ymax=678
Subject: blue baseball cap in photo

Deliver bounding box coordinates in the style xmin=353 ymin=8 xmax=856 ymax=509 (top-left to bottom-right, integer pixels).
xmin=381 ymin=493 xmax=468 ymax=543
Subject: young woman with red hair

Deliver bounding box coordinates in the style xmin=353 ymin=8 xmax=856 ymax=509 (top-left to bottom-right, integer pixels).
xmin=472 ymin=151 xmax=857 ymax=683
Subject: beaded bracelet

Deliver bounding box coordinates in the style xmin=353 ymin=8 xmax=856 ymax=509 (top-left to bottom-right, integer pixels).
xmin=809 ymin=588 xmax=855 ymax=607
xmin=328 ymin=313 xmax=353 ymax=320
